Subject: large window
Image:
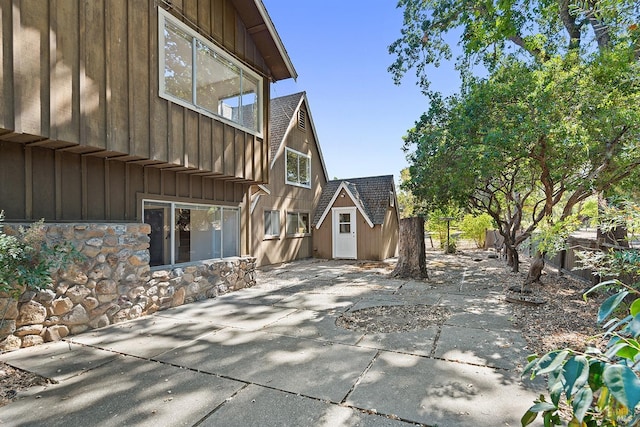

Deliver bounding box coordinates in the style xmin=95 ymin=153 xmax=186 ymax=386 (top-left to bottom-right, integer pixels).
xmin=286 ymin=212 xmax=310 ymax=236
xmin=264 ymin=210 xmax=280 ymax=238
xmin=143 ymin=200 xmax=239 ymax=267
xmin=285 ymin=148 xmax=311 ymax=188
xmin=159 ymin=9 xmax=262 ymax=134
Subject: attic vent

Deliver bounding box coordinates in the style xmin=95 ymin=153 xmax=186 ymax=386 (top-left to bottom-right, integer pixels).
xmin=298 ymin=110 xmax=306 ymax=131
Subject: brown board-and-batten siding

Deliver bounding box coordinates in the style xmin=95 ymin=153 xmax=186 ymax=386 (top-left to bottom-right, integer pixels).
xmin=0 ymin=0 xmax=271 ymax=221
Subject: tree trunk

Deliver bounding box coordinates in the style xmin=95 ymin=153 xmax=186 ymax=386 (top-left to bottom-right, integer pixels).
xmin=505 ymin=245 xmax=519 ymax=273
xmin=392 ymin=217 xmax=428 ymax=279
xmin=525 ymin=251 xmax=545 ymax=286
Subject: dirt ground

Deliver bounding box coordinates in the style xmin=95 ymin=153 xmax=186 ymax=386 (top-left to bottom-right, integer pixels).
xmin=0 ymin=249 xmax=605 ymax=407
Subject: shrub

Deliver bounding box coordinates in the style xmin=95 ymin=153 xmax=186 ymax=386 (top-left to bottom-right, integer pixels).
xmin=459 ymin=213 xmax=493 ymax=248
xmin=522 ymin=202 xmax=640 ymax=426
xmin=0 ymin=211 xmax=82 ymax=300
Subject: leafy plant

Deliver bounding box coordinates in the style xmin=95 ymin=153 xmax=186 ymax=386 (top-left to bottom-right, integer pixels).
xmin=459 ymin=213 xmax=494 ymax=248
xmin=0 ymin=211 xmax=82 ymax=299
xmin=522 ymin=202 xmax=640 ymax=426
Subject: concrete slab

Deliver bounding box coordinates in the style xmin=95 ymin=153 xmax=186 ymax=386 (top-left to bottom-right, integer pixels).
xmin=0 ymin=356 xmax=245 ymax=427
xmin=345 ymin=351 xmax=542 ymax=427
xmin=200 ymin=384 xmax=412 ymax=427
xmin=346 ymin=295 xmax=442 ymax=312
xmin=260 ymin=309 xmax=364 ymax=345
xmin=156 ymin=300 xmax=297 ymax=330
xmin=434 ymin=324 xmax=529 ymax=369
xmin=445 ymin=310 xmax=520 ymax=332
xmin=156 ymin=329 xmax=378 ymax=402
xmin=69 ymin=316 xmax=221 ymax=358
xmin=0 ymin=341 xmax=117 ymax=382
xmin=274 ymin=292 xmax=361 ymax=312
xmin=356 ymin=327 xmax=439 ymax=357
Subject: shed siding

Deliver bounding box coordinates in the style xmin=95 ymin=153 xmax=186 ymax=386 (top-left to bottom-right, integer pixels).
xmin=313 ymin=192 xmax=398 ymax=261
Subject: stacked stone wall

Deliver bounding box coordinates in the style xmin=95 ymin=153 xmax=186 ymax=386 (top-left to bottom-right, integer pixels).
xmin=0 ymin=223 xmax=256 ymax=351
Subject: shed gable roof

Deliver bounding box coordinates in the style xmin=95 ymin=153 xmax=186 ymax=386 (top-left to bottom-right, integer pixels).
xmin=313 ymin=175 xmax=397 ymax=228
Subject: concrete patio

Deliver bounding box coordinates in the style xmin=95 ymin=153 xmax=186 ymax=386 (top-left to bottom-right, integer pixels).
xmin=0 ymin=253 xmax=543 ymax=426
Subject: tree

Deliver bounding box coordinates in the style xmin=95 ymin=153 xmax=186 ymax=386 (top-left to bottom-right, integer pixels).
xmin=392 ymin=217 xmax=429 ymax=279
xmin=392 ymin=0 xmax=640 ymax=280
xmin=396 ymin=168 xmax=419 ymax=218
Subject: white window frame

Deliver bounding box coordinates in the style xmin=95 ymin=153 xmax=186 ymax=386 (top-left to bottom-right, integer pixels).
xmin=264 ymin=210 xmax=280 ymax=239
xmin=286 ymin=211 xmax=310 ymax=237
xmin=158 ymin=8 xmax=263 ymax=137
xmin=285 ymin=147 xmax=311 ymax=189
xmin=142 ymin=199 xmax=240 ymax=267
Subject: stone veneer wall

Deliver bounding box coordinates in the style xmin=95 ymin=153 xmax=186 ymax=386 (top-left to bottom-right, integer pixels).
xmin=0 ymin=223 xmax=256 ymax=351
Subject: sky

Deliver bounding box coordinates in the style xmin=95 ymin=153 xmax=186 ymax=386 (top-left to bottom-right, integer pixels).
xmin=262 ymin=1 xmax=462 ymax=183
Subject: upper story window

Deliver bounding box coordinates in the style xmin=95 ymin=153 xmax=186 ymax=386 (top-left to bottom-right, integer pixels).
xmin=159 ymin=9 xmax=262 ymax=135
xmin=285 ymin=147 xmax=311 ymax=188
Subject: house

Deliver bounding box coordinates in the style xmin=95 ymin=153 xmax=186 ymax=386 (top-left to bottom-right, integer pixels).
xmin=250 ymin=92 xmax=329 ymax=266
xmin=0 ymin=0 xmax=296 ymax=265
xmin=312 ymin=175 xmax=399 ymax=261
xmin=0 ymin=0 xmax=297 ymax=349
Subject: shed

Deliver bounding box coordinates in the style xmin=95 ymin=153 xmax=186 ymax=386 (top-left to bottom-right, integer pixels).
xmin=312 ymin=175 xmax=399 ymax=260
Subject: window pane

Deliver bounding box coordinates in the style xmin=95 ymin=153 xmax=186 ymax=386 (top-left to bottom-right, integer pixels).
xmin=286 ymin=213 xmax=298 ymax=235
xmin=189 ymin=206 xmax=215 ymax=262
xmin=164 ymin=22 xmax=193 ymax=103
xmin=264 ymin=211 xmax=272 ymax=235
xmin=211 ymin=207 xmax=222 ymax=258
xmin=222 ymin=209 xmax=239 ymax=257
xmin=299 ymin=155 xmax=310 ymax=187
xmin=144 ymin=201 xmax=171 ymax=267
xmin=175 ymin=208 xmax=191 ymax=263
xmin=286 ymin=150 xmax=298 ymax=184
xmin=239 ymin=75 xmax=258 ymax=131
xmin=299 ymin=213 xmax=309 ymax=233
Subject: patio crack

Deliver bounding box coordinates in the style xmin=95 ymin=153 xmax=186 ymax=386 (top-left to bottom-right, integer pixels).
xmin=340 ymin=350 xmax=380 ymax=405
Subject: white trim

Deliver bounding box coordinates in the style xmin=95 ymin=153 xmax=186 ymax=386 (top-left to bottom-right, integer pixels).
xmin=332 ymin=207 xmax=357 ymax=259
xmin=249 ymin=193 xmax=262 ymax=214
xmin=158 ymin=8 xmax=264 ymax=137
xmin=315 ymin=182 xmax=374 ymax=229
xmin=284 ymin=147 xmax=311 ymax=189
xmin=257 ymin=184 xmax=271 ymax=195
xmin=254 ymin=0 xmax=298 ymax=81
xmin=269 ymin=93 xmax=329 ymax=182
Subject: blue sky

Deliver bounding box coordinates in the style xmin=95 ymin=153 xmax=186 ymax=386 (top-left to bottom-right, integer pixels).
xmin=263 ymin=1 xmax=461 ymax=182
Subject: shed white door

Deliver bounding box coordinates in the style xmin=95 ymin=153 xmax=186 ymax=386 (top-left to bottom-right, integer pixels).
xmin=332 ymin=207 xmax=357 ymax=259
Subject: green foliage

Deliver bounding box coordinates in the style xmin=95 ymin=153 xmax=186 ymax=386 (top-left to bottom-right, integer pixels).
xmin=532 ymin=216 xmax=582 ymax=257
xmin=459 ymin=213 xmax=494 ymax=248
xmin=425 ymin=206 xmax=462 ymax=251
xmin=0 ymin=211 xmax=82 ymax=299
xmin=522 ymin=202 xmax=640 ymax=426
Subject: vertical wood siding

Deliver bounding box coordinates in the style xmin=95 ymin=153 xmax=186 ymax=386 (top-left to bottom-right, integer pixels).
xmin=0 ymin=0 xmax=270 ymax=183
xmin=0 ymin=140 xmax=247 ymax=221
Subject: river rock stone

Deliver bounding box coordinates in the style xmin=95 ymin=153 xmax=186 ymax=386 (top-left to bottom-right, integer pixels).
xmin=0 ymin=298 xmax=18 ymax=320
xmin=61 ymin=305 xmax=89 ymax=325
xmin=21 ymin=334 xmax=43 ymax=347
xmin=0 ymin=335 xmax=21 ymax=351
xmin=16 ymin=301 xmax=47 ymax=327
xmin=51 ymin=297 xmax=74 ymax=315
xmin=14 ymin=324 xmax=43 ymax=337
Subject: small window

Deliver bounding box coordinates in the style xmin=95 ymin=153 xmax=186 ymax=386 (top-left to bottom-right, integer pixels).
xmin=264 ymin=210 xmax=280 ymax=237
xmin=285 ymin=148 xmax=311 ymax=188
xmin=390 ymin=191 xmax=395 ymax=207
xmin=286 ymin=212 xmax=310 ymax=236
xmin=298 ymin=110 xmax=306 ymax=131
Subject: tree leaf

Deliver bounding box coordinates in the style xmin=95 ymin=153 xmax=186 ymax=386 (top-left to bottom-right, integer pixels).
xmin=563 ymin=356 xmax=590 ymax=398
xmin=603 ymin=364 xmax=640 ymax=410
xmin=630 ymin=299 xmax=640 ymax=317
xmin=521 ymin=410 xmax=538 ymax=426
xmin=530 ymin=401 xmax=558 ymax=412
xmin=583 ymin=279 xmax=621 ymax=300
xmin=598 ymin=291 xmax=629 ymax=324
xmin=571 ymin=386 xmax=593 ymax=423
xmin=536 ymin=350 xmax=570 ymax=376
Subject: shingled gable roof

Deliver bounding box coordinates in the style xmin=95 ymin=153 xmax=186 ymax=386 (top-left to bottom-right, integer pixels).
xmin=268 ymin=92 xmax=329 ymax=181
xmin=313 ymin=175 xmax=397 ymax=229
